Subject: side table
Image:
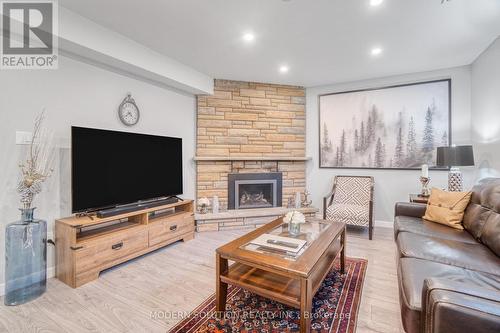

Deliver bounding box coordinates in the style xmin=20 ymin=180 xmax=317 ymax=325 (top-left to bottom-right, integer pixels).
xmin=409 ymin=194 xmax=429 ymax=204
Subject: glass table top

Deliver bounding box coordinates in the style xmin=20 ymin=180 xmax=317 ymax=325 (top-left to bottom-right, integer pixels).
xmin=240 ymin=219 xmax=333 ymax=261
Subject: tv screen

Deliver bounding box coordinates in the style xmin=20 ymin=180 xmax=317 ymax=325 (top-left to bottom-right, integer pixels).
xmin=71 ymin=126 xmax=183 ymax=213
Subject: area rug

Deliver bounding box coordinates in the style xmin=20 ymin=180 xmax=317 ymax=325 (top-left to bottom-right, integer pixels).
xmin=168 ymin=257 xmax=367 ymax=333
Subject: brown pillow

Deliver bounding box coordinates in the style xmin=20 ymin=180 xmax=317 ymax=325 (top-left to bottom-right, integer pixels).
xmin=423 ymin=188 xmax=472 ymax=230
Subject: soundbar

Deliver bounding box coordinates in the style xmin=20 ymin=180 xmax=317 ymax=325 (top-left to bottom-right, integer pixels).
xmin=96 ymin=197 xmax=179 ymax=218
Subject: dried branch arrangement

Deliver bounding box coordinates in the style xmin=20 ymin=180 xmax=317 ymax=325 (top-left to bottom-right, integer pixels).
xmin=17 ymin=112 xmax=54 ymax=209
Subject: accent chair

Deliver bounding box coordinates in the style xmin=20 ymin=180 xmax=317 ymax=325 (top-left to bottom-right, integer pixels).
xmin=323 ymin=175 xmax=374 ymax=240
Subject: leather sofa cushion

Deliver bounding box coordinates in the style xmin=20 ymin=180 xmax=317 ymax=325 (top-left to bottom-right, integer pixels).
xmin=463 ymin=178 xmax=500 ymax=239
xmin=395 ymin=215 xmax=477 ymax=244
xmin=397 ymin=232 xmax=500 ymax=275
xmin=480 ymin=210 xmax=500 ymax=257
xmin=398 ymin=258 xmax=500 ymax=333
xmin=463 ymin=202 xmax=492 ymax=239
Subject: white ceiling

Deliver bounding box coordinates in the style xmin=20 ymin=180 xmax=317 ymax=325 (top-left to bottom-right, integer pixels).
xmin=59 ymin=0 xmax=500 ymax=87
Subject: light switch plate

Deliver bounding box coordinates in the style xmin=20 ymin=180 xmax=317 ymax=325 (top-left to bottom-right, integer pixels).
xmin=16 ymin=131 xmax=33 ymax=145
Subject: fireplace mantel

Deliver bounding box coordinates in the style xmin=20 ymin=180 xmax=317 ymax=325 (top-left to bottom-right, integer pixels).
xmin=194 ymin=156 xmax=311 ymax=161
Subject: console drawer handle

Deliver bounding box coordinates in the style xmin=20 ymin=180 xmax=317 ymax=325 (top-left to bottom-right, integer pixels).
xmin=170 ymin=225 xmax=178 ymax=231
xmin=112 ymin=242 xmax=123 ymax=250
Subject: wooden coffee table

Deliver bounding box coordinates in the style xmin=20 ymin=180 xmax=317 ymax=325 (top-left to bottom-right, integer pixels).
xmin=216 ymin=217 xmax=346 ymax=333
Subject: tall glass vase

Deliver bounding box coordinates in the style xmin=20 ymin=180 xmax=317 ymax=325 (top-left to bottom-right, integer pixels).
xmin=4 ymin=208 xmax=47 ymax=306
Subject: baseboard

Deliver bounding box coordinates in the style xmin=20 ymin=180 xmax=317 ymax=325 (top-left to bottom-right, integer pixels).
xmin=0 ymin=266 xmax=55 ymax=297
xmin=375 ymin=220 xmax=394 ymax=228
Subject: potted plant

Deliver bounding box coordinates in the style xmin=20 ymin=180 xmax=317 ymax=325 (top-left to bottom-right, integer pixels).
xmin=198 ymin=197 xmax=210 ymax=214
xmin=283 ymin=210 xmax=306 ymax=236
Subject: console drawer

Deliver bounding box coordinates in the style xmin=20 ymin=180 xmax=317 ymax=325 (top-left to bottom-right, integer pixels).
xmin=149 ymin=214 xmax=194 ymax=246
xmin=75 ymin=228 xmax=148 ymax=273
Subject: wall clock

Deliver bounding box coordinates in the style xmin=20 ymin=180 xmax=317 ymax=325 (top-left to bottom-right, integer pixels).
xmin=118 ymin=93 xmax=140 ymax=126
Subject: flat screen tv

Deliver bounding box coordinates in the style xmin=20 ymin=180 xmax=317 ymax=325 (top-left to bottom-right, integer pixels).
xmin=71 ymin=126 xmax=183 ymax=213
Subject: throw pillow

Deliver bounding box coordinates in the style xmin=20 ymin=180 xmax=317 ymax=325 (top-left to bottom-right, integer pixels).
xmin=423 ymin=188 xmax=472 ymax=230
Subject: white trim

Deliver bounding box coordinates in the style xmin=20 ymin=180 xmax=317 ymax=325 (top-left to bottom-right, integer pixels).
xmin=375 ymin=220 xmax=394 ymax=228
xmin=0 ymin=266 xmax=55 ymax=297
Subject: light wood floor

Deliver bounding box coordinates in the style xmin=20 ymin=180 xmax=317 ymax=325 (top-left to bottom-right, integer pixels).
xmin=0 ymin=226 xmax=403 ymax=333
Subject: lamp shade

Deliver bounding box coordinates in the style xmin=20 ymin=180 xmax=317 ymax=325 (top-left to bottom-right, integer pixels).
xmin=436 ymin=145 xmax=474 ymax=167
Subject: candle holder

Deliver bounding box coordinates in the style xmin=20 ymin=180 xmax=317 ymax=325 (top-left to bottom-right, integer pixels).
xmin=301 ymin=190 xmax=312 ymax=208
xmin=420 ymin=176 xmax=431 ymax=197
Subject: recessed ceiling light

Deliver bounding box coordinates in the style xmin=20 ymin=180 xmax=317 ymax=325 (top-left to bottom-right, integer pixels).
xmin=279 ymin=65 xmax=289 ymax=73
xmin=371 ymin=47 xmax=383 ymax=56
xmin=242 ymin=32 xmax=255 ymax=42
xmin=370 ymin=0 xmax=383 ymax=6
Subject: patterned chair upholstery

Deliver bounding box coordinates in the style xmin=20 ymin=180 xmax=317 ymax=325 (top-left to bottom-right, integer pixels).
xmin=323 ymin=176 xmax=374 ymax=240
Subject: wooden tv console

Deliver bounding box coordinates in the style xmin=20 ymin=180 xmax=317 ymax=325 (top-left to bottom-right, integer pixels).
xmin=55 ymin=200 xmax=194 ymax=288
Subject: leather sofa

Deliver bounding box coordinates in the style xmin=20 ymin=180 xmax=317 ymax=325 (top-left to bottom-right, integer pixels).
xmin=394 ymin=177 xmax=500 ymax=333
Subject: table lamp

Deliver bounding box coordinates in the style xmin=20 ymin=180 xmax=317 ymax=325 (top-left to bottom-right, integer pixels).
xmin=436 ymin=145 xmax=474 ymax=191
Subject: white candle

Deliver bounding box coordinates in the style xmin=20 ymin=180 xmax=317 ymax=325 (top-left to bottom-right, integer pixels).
xmin=421 ymin=164 xmax=429 ymax=178
xmin=212 ymin=196 xmax=219 ymax=214
xmin=295 ymin=192 xmax=301 ymax=209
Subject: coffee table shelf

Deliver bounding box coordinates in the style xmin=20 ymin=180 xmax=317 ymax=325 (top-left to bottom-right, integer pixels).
xmin=221 ymin=262 xmax=301 ymax=307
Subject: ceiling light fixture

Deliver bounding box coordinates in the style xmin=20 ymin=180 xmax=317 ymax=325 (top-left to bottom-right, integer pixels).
xmin=242 ymin=32 xmax=255 ymax=42
xmin=371 ymin=47 xmax=383 ymax=56
xmin=279 ymin=65 xmax=289 ymax=73
xmin=370 ymin=0 xmax=383 ymax=6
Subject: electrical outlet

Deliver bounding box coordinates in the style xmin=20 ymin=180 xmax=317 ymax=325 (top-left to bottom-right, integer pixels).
xmin=16 ymin=131 xmax=33 ymax=145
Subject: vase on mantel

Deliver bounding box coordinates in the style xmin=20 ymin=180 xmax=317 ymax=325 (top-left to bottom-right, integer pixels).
xmin=4 ymin=207 xmax=47 ymax=306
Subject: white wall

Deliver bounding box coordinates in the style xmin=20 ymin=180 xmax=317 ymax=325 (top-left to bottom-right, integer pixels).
xmin=0 ymin=56 xmax=196 ymax=287
xmin=306 ymin=66 xmax=473 ymax=223
xmin=471 ymin=37 xmax=500 ymax=179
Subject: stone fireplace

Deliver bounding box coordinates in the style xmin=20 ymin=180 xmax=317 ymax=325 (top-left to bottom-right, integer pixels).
xmin=194 ymin=79 xmax=309 ymax=231
xmin=228 ymin=172 xmax=282 ymax=209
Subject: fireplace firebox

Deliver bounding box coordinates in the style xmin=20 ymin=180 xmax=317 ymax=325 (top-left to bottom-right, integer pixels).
xmin=228 ymin=173 xmax=282 ymax=210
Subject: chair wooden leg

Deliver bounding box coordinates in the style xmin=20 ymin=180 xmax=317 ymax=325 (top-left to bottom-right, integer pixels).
xmin=369 ymin=197 xmax=374 ymax=240
xmin=368 ymin=220 xmax=373 ymax=240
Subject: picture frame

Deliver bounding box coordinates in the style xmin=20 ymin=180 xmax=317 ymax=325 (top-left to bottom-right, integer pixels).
xmin=318 ymin=79 xmax=451 ymax=170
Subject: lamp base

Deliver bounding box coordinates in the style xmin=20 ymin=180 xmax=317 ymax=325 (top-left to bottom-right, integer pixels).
xmin=448 ymin=167 xmax=463 ymax=192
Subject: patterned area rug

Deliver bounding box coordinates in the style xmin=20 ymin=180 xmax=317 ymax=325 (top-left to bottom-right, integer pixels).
xmin=169 ymin=258 xmax=367 ymax=333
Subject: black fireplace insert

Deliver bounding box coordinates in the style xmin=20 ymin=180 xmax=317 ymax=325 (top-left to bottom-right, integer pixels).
xmin=228 ymin=172 xmax=282 ymax=210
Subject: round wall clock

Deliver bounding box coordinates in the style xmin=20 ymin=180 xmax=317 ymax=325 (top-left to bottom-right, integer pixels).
xmin=118 ymin=93 xmax=140 ymax=126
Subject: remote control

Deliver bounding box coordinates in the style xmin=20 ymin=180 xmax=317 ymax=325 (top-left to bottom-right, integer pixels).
xmin=266 ymin=239 xmax=299 ymax=249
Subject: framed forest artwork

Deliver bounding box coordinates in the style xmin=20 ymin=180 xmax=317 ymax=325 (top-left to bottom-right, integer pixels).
xmin=319 ymin=79 xmax=451 ymax=169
